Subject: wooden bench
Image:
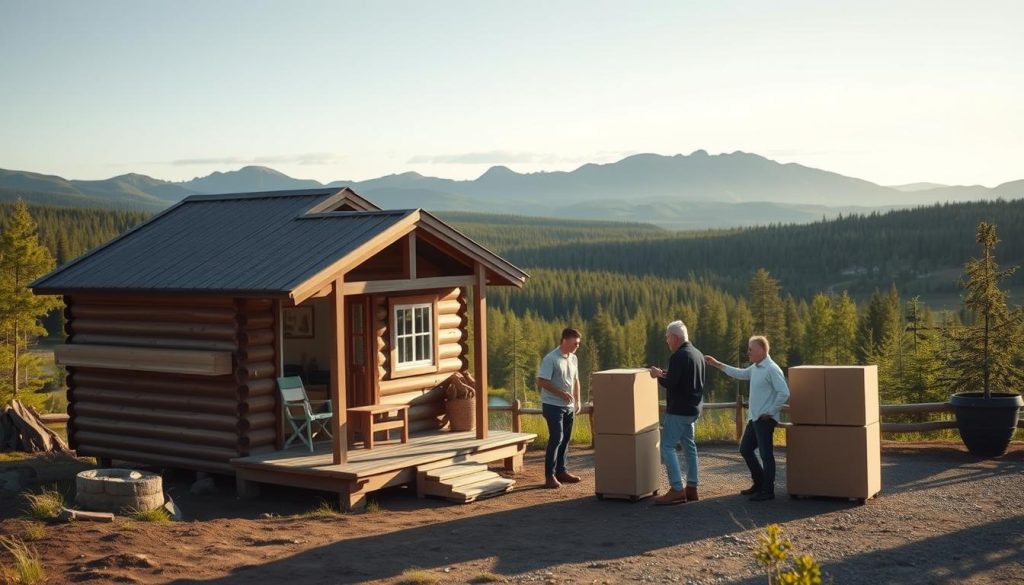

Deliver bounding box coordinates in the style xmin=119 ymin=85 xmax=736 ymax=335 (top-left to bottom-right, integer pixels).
xmin=347 ymin=404 xmax=409 ymax=449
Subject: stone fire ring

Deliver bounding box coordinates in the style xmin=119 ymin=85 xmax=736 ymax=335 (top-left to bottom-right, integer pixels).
xmin=75 ymin=469 xmax=164 ymax=514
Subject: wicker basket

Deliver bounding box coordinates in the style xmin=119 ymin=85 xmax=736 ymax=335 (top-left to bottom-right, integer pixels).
xmin=446 ymin=398 xmax=475 ymax=431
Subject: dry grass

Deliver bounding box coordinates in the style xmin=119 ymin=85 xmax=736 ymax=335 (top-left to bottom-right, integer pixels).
xmin=129 ymin=507 xmax=172 ymax=523
xmin=394 ymin=568 xmax=439 ymax=584
xmin=468 ymin=573 xmax=503 ymax=583
xmin=19 ymin=523 xmax=45 ymax=542
xmin=21 ymin=487 xmax=64 ymax=520
xmin=302 ymin=500 xmax=340 ymax=518
xmin=0 ymin=536 xmax=46 ymax=585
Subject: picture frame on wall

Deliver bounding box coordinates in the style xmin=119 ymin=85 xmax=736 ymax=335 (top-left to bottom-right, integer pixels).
xmin=283 ymin=306 xmax=315 ymax=338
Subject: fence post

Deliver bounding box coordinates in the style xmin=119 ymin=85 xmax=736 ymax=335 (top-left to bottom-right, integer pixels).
xmin=735 ymin=391 xmax=744 ymax=443
xmin=512 ymin=399 xmax=522 ymax=433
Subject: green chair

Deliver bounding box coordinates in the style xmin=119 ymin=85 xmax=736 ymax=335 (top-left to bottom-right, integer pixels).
xmin=277 ymin=376 xmax=333 ymax=452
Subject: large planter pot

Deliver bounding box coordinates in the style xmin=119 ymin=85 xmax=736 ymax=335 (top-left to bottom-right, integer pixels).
xmin=949 ymin=392 xmax=1023 ymax=458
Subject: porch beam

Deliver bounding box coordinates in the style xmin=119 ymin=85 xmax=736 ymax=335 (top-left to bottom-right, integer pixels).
xmin=330 ymin=277 xmax=349 ymax=465
xmin=473 ymin=263 xmax=488 ymax=439
xmin=341 ymin=275 xmax=474 ymax=296
xmin=405 ymin=232 xmax=417 ymax=279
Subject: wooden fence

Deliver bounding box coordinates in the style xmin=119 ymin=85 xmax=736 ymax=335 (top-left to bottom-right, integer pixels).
xmin=490 ymin=399 xmax=1024 ymax=442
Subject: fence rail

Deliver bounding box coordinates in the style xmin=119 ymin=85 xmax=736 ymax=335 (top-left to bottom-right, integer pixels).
xmin=489 ymin=399 xmax=1024 ymax=442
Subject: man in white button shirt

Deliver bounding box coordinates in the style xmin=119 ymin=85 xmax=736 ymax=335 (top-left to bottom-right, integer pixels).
xmin=704 ymin=335 xmax=790 ymax=501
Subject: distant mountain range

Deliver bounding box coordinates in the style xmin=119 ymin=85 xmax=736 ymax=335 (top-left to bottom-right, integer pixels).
xmin=2 ymin=151 xmax=1021 ymax=229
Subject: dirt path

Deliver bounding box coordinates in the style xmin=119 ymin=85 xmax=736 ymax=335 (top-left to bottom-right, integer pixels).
xmin=2 ymin=442 xmax=1022 ymax=584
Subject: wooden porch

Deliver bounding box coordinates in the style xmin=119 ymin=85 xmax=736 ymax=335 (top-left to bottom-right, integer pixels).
xmin=231 ymin=429 xmax=536 ymax=511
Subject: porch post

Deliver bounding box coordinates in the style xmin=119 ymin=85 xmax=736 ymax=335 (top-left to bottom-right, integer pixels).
xmin=330 ymin=277 xmax=349 ymax=464
xmin=473 ymin=263 xmax=488 ymax=439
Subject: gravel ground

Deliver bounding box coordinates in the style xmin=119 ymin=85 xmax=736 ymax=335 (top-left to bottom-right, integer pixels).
xmin=1 ymin=442 xmax=1022 ymax=584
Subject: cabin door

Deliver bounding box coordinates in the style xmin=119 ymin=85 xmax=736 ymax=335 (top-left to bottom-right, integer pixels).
xmin=345 ymin=296 xmax=373 ymax=407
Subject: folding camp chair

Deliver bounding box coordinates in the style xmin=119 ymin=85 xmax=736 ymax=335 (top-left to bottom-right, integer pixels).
xmin=277 ymin=376 xmax=333 ymax=452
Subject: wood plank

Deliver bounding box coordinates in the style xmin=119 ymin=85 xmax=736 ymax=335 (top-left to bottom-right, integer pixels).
xmin=330 ymin=279 xmax=348 ymax=464
xmin=473 ymin=263 xmax=488 ymax=439
xmin=231 ymin=430 xmax=536 ymax=480
xmin=55 ymin=344 xmax=233 ymax=376
xmin=424 ymin=463 xmax=488 ymax=482
xmin=341 ymin=275 xmax=475 ymax=296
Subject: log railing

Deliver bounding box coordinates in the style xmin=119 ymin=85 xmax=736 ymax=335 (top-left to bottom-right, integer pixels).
xmin=489 ymin=399 xmax=1024 ymax=442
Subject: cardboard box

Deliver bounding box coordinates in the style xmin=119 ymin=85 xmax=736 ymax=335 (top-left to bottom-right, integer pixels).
xmin=825 ymin=366 xmax=879 ymax=426
xmin=594 ymin=428 xmax=660 ymax=499
xmin=591 ymin=368 xmax=660 ymax=435
xmin=786 ymin=365 xmax=879 ymax=426
xmin=786 ymin=421 xmax=881 ymax=500
xmin=788 ymin=367 xmax=827 ymax=425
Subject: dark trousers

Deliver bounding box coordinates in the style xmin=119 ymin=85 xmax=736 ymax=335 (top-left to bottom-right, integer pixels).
xmin=542 ymin=403 xmax=575 ymax=477
xmin=739 ymin=418 xmax=778 ymax=494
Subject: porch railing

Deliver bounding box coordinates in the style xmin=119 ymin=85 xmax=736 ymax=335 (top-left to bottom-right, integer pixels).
xmin=489 ymin=399 xmax=1024 ymax=443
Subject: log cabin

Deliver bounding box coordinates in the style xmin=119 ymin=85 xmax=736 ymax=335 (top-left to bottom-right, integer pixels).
xmin=31 ymin=188 xmax=535 ymax=509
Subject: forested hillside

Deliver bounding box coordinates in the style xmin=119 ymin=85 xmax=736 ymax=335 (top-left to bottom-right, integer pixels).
xmin=0 ymin=203 xmax=150 ymax=265
xmin=494 ymin=199 xmax=1024 ymax=301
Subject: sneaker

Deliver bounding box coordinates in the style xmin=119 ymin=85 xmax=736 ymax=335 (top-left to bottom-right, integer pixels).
xmin=740 ymin=484 xmax=761 ymax=496
xmin=544 ymin=475 xmax=561 ymax=489
xmin=654 ymin=488 xmax=688 ymax=506
xmin=555 ymin=471 xmax=581 ymax=484
xmin=749 ymin=491 xmax=775 ymax=502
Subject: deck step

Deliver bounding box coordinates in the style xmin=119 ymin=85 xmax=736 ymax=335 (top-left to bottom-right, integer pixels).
xmin=449 ymin=477 xmax=516 ymax=503
xmin=419 ymin=463 xmax=516 ymax=503
xmin=424 ymin=463 xmax=489 ymax=482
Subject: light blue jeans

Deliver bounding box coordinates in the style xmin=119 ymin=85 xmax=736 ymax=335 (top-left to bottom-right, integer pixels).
xmin=661 ymin=413 xmax=699 ymax=490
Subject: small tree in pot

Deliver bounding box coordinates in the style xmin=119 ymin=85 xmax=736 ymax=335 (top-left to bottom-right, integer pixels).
xmin=941 ymin=222 xmax=1024 ymax=457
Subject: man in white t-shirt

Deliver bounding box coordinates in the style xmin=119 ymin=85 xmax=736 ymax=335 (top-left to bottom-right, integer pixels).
xmin=536 ymin=327 xmax=582 ymax=489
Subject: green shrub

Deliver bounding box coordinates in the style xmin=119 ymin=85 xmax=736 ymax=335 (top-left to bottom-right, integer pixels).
xmin=753 ymin=524 xmax=822 ymax=585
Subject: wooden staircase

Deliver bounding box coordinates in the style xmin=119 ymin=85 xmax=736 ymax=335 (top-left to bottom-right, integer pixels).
xmin=418 ymin=463 xmax=516 ymax=503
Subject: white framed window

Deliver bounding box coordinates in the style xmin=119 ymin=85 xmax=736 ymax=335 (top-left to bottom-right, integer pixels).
xmin=393 ymin=302 xmax=434 ymax=369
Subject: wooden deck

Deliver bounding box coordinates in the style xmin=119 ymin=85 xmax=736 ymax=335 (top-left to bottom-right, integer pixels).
xmin=231 ymin=430 xmax=536 ymax=510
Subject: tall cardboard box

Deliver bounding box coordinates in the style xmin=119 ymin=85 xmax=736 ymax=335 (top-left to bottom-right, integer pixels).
xmin=786 ymin=422 xmax=881 ymax=500
xmin=594 ymin=428 xmax=660 ymax=499
xmin=591 ymin=369 xmax=660 ymax=435
xmin=787 ymin=365 xmax=880 ymax=426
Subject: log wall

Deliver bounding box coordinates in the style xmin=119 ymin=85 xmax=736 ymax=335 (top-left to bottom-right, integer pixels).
xmin=64 ymin=295 xmax=278 ymax=474
xmin=373 ymin=287 xmax=469 ymax=430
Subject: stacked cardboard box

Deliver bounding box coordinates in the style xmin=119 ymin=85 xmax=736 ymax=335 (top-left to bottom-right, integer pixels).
xmin=786 ymin=365 xmax=882 ymax=502
xmin=591 ymin=369 xmax=660 ymax=500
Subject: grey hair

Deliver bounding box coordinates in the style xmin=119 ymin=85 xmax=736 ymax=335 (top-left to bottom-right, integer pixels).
xmin=666 ymin=320 xmax=688 ymax=342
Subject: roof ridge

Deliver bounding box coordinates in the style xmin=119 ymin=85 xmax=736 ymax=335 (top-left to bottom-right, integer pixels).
xmin=183 ymin=188 xmax=342 ymax=202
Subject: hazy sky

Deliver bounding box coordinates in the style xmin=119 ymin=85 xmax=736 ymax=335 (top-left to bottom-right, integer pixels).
xmin=2 ymin=1 xmax=1021 ymax=187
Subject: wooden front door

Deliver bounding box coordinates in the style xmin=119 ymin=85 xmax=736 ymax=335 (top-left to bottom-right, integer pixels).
xmin=346 ymin=296 xmax=373 ymax=407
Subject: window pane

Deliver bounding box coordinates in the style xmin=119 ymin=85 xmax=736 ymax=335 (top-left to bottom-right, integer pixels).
xmin=352 ymin=304 xmax=363 ymax=334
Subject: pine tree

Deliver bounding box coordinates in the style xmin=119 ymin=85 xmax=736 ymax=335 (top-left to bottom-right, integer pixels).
xmin=940 ymin=222 xmax=1024 ymax=397
xmin=748 ymin=268 xmax=788 ymax=365
xmin=828 ymin=292 xmax=859 ymax=365
xmin=0 ymin=199 xmax=62 ymax=402
xmin=803 ymin=294 xmax=833 ymax=364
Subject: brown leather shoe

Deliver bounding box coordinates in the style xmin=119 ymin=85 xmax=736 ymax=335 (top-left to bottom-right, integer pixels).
xmin=654 ymin=488 xmax=688 ymax=506
xmin=555 ymin=471 xmax=581 ymax=484
xmin=544 ymin=475 xmax=561 ymax=489
xmin=685 ymin=486 xmax=699 ymax=502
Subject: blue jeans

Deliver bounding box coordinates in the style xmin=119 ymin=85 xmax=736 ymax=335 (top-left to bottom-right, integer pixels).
xmin=542 ymin=403 xmax=575 ymax=477
xmin=661 ymin=413 xmax=699 ymax=490
xmin=740 ymin=418 xmax=778 ymax=494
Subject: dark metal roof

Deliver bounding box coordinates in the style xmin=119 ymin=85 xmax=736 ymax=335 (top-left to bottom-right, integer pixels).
xmin=32 ymin=189 xmax=415 ymax=295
